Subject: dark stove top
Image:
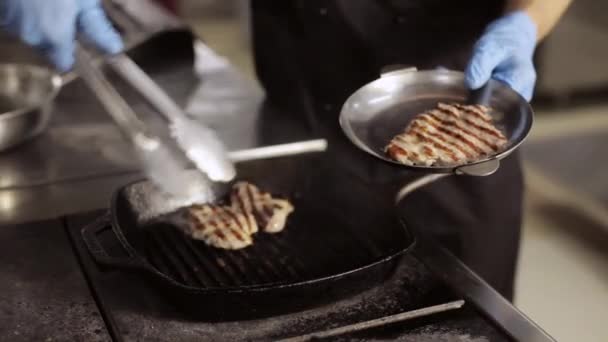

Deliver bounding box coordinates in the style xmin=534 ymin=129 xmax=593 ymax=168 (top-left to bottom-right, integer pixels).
xmin=66 ymin=211 xmax=509 ymax=341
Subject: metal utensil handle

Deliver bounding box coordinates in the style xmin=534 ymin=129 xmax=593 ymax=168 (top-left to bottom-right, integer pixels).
xmin=74 ymin=47 xmax=149 ymax=140
xmin=108 ymin=53 xmax=183 ymax=123
xmin=380 ymin=65 xmax=418 ymax=77
xmin=228 ymin=139 xmax=328 ymax=162
xmin=279 ymin=300 xmax=465 ymax=342
xmin=395 ymin=173 xmax=450 ymax=204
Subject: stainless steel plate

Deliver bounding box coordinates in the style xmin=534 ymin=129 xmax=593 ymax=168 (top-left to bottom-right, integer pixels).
xmin=339 ymin=68 xmax=534 ymax=176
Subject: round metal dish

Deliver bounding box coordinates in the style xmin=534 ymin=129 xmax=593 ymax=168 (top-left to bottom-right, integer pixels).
xmin=339 ymin=68 xmax=534 ymax=176
xmin=0 ymin=64 xmax=62 ymax=151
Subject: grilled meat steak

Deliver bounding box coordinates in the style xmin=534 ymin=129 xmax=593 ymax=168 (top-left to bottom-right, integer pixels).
xmin=185 ymin=204 xmax=254 ymax=250
xmin=183 ymin=182 xmax=294 ymax=250
xmin=385 ymin=103 xmax=507 ymax=167
xmin=231 ymin=182 xmax=294 ymax=233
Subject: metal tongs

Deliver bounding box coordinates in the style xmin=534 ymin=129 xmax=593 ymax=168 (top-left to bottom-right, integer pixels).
xmin=75 ymin=47 xmax=328 ymax=204
xmin=74 ymin=46 xmax=234 ymax=202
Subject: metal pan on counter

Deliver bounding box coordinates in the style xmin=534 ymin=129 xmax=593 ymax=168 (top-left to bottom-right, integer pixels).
xmin=340 ymin=67 xmax=533 ymax=179
xmin=81 ymin=148 xmax=416 ymax=320
xmin=0 ymin=64 xmax=62 ymax=151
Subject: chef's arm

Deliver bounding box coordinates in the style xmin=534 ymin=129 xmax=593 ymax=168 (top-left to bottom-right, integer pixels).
xmin=505 ymin=0 xmax=573 ymax=41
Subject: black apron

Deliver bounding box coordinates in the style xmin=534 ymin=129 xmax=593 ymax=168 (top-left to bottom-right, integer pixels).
xmin=251 ymin=0 xmax=521 ymax=300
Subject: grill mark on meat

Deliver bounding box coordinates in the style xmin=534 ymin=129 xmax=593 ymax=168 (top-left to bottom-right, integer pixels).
xmin=425 ymin=112 xmax=498 ymax=151
xmin=263 ymin=204 xmax=274 ymax=218
xmin=224 ymin=209 xmax=244 ymax=233
xmin=213 ymin=229 xmax=226 ymax=239
xmin=224 ymin=196 xmax=247 ymax=234
xmin=187 ymin=205 xmax=247 ymax=246
xmin=196 ymin=223 xmax=205 ymax=233
xmin=391 ymin=137 xmax=421 ymax=160
xmin=231 ymin=185 xmax=258 ymax=234
xmin=449 ymin=103 xmax=492 ymax=122
xmin=226 ymin=226 xmax=246 ymax=242
xmin=450 ymin=109 xmax=505 ymax=136
xmin=256 ymin=193 xmax=276 ymax=222
xmin=386 ymin=144 xmax=408 ymax=159
xmin=408 ymin=147 xmax=420 ymax=160
xmin=245 ymin=183 xmax=267 ymax=225
xmin=418 ymin=115 xmax=481 ymax=153
xmin=233 ymin=197 xmax=251 ymax=233
xmin=422 ymin=145 xmax=435 ymax=157
xmin=436 ymin=106 xmax=459 ymax=119
xmin=462 ymin=117 xmax=506 ymax=140
xmin=395 ymin=130 xmax=460 ymax=162
xmin=474 ymin=104 xmax=493 ymax=119
xmin=423 ymin=119 xmax=485 ymax=155
xmin=218 ymin=206 xmax=242 ymax=231
xmin=408 ymin=121 xmax=471 ymax=160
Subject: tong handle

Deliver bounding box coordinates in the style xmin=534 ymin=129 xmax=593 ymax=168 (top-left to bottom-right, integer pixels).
xmin=74 ymin=46 xmax=150 ymax=142
xmin=228 ymin=139 xmax=328 ymax=162
xmin=108 ymin=53 xmax=184 ymax=123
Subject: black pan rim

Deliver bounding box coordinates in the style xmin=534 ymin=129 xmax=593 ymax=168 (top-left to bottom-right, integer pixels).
xmin=105 ymin=178 xmax=417 ymax=295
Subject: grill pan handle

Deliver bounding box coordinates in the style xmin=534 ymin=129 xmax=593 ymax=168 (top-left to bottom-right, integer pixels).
xmin=81 ymin=214 xmax=147 ymax=270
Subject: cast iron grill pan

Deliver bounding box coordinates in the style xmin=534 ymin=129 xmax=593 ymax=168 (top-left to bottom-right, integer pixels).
xmin=82 ymin=153 xmax=415 ymax=319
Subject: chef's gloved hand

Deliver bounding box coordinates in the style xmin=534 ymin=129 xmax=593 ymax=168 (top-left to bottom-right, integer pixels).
xmin=0 ymin=0 xmax=123 ymax=71
xmin=465 ymin=11 xmax=538 ymax=101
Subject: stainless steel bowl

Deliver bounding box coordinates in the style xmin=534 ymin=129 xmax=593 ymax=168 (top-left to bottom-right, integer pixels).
xmin=0 ymin=64 xmax=62 ymax=151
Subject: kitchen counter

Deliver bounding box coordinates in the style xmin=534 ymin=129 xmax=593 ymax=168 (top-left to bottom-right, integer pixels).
xmin=0 ymin=219 xmax=110 ymax=341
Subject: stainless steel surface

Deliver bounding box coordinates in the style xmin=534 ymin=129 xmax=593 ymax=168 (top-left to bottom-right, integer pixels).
xmin=73 ymin=48 xmax=150 ymax=140
xmin=339 ymin=68 xmax=534 ymax=176
xmin=109 ymin=54 xmax=185 ymax=123
xmin=0 ymin=64 xmax=62 ymax=150
xmin=74 ymin=47 xmax=217 ymax=202
xmin=280 ymin=300 xmax=466 ymax=342
xmin=228 ymin=139 xmax=328 ymax=162
xmin=395 ymin=173 xmax=450 ymax=204
xmin=108 ymin=53 xmax=236 ymax=182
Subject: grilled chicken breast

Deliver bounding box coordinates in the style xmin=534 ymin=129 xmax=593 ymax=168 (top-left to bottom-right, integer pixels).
xmin=385 ymin=103 xmax=507 ymax=167
xmin=231 ymin=182 xmax=294 ymax=233
xmin=183 ymin=182 xmax=294 ymax=249
xmin=186 ymin=204 xmax=253 ymax=250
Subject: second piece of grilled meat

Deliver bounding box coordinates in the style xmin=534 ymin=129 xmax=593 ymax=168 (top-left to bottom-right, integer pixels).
xmin=183 ymin=182 xmax=295 ymax=250
xmin=385 ymin=103 xmax=507 ymax=167
xmin=231 ymin=182 xmax=294 ymax=233
xmin=185 ymin=204 xmax=254 ymax=250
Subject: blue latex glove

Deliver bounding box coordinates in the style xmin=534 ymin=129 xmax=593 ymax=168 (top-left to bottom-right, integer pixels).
xmin=0 ymin=0 xmax=123 ymax=71
xmin=465 ymin=11 xmax=538 ymax=101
